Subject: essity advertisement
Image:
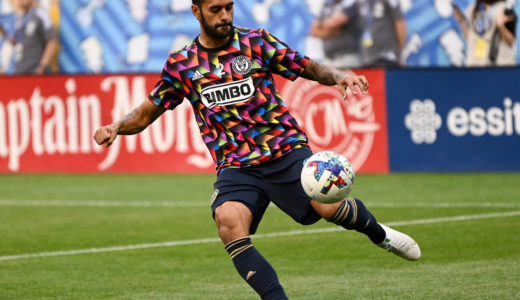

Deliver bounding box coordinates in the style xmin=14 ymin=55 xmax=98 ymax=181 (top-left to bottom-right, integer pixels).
xmin=0 ymin=71 xmax=389 ymax=173
xmin=386 ymin=68 xmax=520 ymax=172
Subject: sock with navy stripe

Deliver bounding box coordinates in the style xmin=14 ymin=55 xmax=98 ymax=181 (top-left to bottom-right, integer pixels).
xmin=225 ymin=237 xmax=288 ymax=300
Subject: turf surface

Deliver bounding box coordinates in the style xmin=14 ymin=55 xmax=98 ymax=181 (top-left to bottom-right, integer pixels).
xmin=0 ymin=173 xmax=519 ymax=299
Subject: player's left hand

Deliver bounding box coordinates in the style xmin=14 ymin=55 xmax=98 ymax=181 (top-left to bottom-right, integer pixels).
xmin=338 ymin=75 xmax=369 ymax=100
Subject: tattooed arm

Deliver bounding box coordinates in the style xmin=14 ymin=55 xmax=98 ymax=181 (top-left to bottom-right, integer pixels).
xmin=301 ymin=59 xmax=369 ymax=100
xmin=93 ymin=100 xmax=166 ymax=147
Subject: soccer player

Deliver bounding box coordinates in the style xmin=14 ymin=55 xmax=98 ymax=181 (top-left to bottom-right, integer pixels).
xmin=93 ymin=0 xmax=421 ymax=298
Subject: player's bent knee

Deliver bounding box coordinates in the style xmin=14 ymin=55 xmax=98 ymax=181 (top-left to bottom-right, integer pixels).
xmin=214 ymin=201 xmax=252 ymax=244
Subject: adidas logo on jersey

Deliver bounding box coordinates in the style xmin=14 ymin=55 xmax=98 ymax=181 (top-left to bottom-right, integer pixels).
xmin=192 ymin=70 xmax=204 ymax=81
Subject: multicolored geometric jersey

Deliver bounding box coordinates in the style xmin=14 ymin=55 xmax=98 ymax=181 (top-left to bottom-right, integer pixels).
xmin=149 ymin=26 xmax=310 ymax=171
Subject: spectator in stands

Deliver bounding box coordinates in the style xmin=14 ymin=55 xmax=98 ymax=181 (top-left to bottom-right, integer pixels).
xmin=454 ymin=0 xmax=517 ymax=66
xmin=358 ymin=0 xmax=407 ymax=67
xmin=6 ymin=0 xmax=57 ymax=74
xmin=310 ymin=0 xmax=362 ymax=69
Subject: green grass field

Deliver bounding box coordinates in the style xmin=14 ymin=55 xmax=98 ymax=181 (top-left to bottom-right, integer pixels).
xmin=1 ymin=173 xmax=519 ymax=299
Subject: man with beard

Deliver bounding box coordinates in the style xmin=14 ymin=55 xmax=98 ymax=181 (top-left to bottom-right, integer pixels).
xmin=93 ymin=0 xmax=421 ymax=298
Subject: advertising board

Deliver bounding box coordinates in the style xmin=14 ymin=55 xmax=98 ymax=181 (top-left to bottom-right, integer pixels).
xmin=0 ymin=70 xmax=389 ymax=173
xmin=386 ymin=68 xmax=520 ymax=171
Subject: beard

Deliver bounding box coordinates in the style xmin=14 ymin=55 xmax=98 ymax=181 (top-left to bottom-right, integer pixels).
xmin=200 ymin=11 xmax=233 ymax=39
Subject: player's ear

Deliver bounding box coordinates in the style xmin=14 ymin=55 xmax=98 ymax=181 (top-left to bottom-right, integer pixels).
xmin=192 ymin=5 xmax=201 ymax=21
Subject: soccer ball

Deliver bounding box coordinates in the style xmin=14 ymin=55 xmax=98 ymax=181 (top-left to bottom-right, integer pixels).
xmin=300 ymin=151 xmax=355 ymax=204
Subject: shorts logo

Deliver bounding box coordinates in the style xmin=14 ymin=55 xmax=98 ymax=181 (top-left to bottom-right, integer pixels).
xmin=211 ymin=188 xmax=219 ymax=205
xmin=201 ymin=77 xmax=255 ymax=109
xmin=231 ymin=55 xmax=252 ymax=75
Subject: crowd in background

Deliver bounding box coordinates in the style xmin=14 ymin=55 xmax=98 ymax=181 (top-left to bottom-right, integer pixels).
xmin=454 ymin=0 xmax=517 ymax=66
xmin=0 ymin=0 xmax=517 ymax=74
xmin=311 ymin=0 xmax=517 ymax=69
xmin=311 ymin=0 xmax=406 ymax=69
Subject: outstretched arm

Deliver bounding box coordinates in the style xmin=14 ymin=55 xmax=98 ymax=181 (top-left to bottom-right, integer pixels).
xmin=300 ymin=59 xmax=369 ymax=100
xmin=93 ymin=99 xmax=166 ymax=147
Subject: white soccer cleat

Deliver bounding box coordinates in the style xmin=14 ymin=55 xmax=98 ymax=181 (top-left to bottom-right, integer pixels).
xmin=377 ymin=224 xmax=421 ymax=261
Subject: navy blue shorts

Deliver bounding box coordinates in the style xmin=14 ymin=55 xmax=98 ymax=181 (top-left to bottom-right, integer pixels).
xmin=211 ymin=147 xmax=321 ymax=234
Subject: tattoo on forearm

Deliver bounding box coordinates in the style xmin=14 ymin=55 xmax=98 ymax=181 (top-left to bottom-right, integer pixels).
xmin=302 ymin=60 xmax=345 ymax=86
xmin=115 ymin=107 xmax=141 ymax=134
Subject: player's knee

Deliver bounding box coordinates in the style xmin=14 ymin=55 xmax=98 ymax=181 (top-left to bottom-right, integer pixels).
xmin=217 ymin=224 xmax=237 ymax=245
xmin=214 ymin=201 xmax=252 ymax=244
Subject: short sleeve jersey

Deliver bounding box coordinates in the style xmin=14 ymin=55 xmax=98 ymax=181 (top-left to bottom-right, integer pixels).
xmin=149 ymin=27 xmax=310 ymax=171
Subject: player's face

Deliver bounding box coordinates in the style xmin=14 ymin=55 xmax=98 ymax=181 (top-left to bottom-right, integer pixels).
xmin=195 ymin=0 xmax=234 ymax=39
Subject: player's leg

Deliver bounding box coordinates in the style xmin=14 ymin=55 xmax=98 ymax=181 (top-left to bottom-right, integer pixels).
xmin=265 ymin=147 xmax=420 ymax=261
xmin=214 ymin=201 xmax=288 ymax=300
xmin=311 ymin=198 xmax=389 ymax=247
xmin=214 ymin=201 xmax=252 ymax=244
xmin=311 ymin=199 xmax=421 ymax=260
xmin=310 ymin=198 xmax=385 ymax=243
xmin=264 ymin=147 xmax=421 ymax=261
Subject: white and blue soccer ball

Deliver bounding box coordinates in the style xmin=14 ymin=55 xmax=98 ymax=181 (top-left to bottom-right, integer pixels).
xmin=300 ymin=151 xmax=355 ymax=204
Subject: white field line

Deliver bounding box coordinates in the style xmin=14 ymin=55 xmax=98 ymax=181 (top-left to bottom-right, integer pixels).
xmin=0 ymin=199 xmax=519 ymax=208
xmin=0 ymin=200 xmax=208 ymax=208
xmin=1 ymin=210 xmax=520 ymax=262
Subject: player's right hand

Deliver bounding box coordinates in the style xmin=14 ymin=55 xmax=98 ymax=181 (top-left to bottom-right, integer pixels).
xmin=93 ymin=124 xmax=118 ymax=147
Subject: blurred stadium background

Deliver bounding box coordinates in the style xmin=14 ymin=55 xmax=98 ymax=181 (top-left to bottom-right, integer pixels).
xmin=1 ymin=0 xmax=519 ymax=73
xmin=0 ymin=0 xmax=519 ymax=299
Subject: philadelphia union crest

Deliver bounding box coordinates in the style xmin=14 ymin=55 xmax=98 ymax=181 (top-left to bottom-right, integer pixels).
xmin=232 ymin=56 xmax=252 ymax=75
xmin=211 ymin=189 xmax=219 ymax=205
